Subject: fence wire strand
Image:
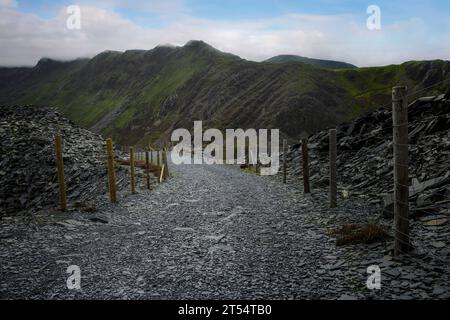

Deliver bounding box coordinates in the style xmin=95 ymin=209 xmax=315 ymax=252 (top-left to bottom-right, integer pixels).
xmin=283 ymin=82 xmax=449 ymax=262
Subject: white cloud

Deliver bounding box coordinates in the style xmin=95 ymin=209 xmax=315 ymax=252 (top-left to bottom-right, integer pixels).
xmin=79 ymin=0 xmax=188 ymax=14
xmin=0 ymin=4 xmax=448 ymax=67
xmin=0 ymin=0 xmax=17 ymax=8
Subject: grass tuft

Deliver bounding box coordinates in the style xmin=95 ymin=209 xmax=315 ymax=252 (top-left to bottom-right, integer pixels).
xmin=331 ymin=223 xmax=388 ymax=246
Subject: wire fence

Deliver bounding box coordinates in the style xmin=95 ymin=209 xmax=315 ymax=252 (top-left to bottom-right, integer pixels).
xmin=279 ymin=81 xmax=449 ymax=260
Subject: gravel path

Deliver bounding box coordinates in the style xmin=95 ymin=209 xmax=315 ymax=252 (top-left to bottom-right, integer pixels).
xmin=1 ymin=163 xmax=449 ymax=299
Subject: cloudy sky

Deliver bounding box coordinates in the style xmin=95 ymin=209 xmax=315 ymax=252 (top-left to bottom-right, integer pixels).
xmin=1 ymin=0 xmax=449 ymax=67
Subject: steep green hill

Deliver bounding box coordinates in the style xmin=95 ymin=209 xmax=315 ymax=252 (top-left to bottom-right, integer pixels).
xmin=0 ymin=41 xmax=449 ymax=146
xmin=265 ymin=55 xmax=357 ymax=69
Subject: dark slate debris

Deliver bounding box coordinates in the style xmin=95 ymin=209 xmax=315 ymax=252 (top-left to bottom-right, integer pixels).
xmin=281 ymin=94 xmax=450 ymax=219
xmin=0 ymin=105 xmax=129 ymax=215
xmin=0 ymin=100 xmax=449 ymax=300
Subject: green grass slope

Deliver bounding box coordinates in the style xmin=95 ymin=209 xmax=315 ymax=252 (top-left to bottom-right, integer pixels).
xmin=337 ymin=60 xmax=450 ymax=117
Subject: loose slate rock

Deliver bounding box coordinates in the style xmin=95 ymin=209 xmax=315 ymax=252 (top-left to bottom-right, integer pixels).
xmin=424 ymin=218 xmax=449 ymax=226
xmin=0 ymin=105 xmax=128 ymax=216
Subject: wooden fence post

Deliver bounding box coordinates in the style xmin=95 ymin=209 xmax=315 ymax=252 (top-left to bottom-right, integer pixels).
xmin=392 ymin=86 xmax=410 ymax=256
xmin=329 ymin=129 xmax=337 ymax=208
xmin=157 ymin=150 xmax=161 ymax=167
xmin=54 ymin=135 xmax=67 ymax=211
xmin=130 ymin=146 xmax=136 ymax=194
xmin=301 ymin=138 xmax=310 ymax=194
xmin=159 ymin=164 xmax=165 ymax=183
xmin=282 ymin=139 xmax=287 ymax=184
xmin=163 ymin=147 xmax=169 ymax=180
xmin=106 ymin=138 xmax=117 ymax=203
xmin=245 ymin=146 xmax=249 ymax=166
xmin=145 ymin=150 xmax=151 ymax=190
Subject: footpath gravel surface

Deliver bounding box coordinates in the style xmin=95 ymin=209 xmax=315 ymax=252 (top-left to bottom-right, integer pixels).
xmin=1 ymin=163 xmax=449 ymax=299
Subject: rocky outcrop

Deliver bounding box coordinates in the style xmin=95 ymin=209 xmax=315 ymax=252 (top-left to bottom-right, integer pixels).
xmin=283 ymin=94 xmax=450 ymax=217
xmin=0 ymin=105 xmax=127 ymax=215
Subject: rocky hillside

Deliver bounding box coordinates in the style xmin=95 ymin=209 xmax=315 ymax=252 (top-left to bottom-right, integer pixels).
xmin=0 ymin=105 xmax=127 ymax=215
xmin=282 ymin=93 xmax=450 ymax=217
xmin=0 ymin=41 xmax=449 ymax=146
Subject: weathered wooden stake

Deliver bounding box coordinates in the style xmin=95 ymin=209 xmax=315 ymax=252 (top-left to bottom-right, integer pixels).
xmin=54 ymin=135 xmax=67 ymax=211
xmin=163 ymin=147 xmax=170 ymax=180
xmin=129 ymin=146 xmax=136 ymax=194
xmin=329 ymin=129 xmax=337 ymax=208
xmin=106 ymin=138 xmax=117 ymax=203
xmin=282 ymin=139 xmax=287 ymax=184
xmin=301 ymin=138 xmax=310 ymax=194
xmin=392 ymin=86 xmax=410 ymax=256
xmin=159 ymin=164 xmax=165 ymax=183
xmin=157 ymin=150 xmax=161 ymax=167
xmin=145 ymin=150 xmax=151 ymax=190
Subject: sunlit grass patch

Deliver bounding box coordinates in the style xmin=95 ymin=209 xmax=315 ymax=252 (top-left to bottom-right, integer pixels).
xmin=240 ymin=164 xmax=259 ymax=175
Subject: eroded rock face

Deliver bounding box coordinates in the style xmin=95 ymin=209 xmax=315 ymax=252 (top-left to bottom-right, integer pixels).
xmin=0 ymin=105 xmax=125 ymax=215
xmin=281 ymin=94 xmax=450 ymax=216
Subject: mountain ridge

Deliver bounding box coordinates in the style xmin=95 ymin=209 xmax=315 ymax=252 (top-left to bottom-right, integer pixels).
xmin=0 ymin=41 xmax=449 ymax=146
xmin=264 ymin=54 xmax=357 ymax=69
